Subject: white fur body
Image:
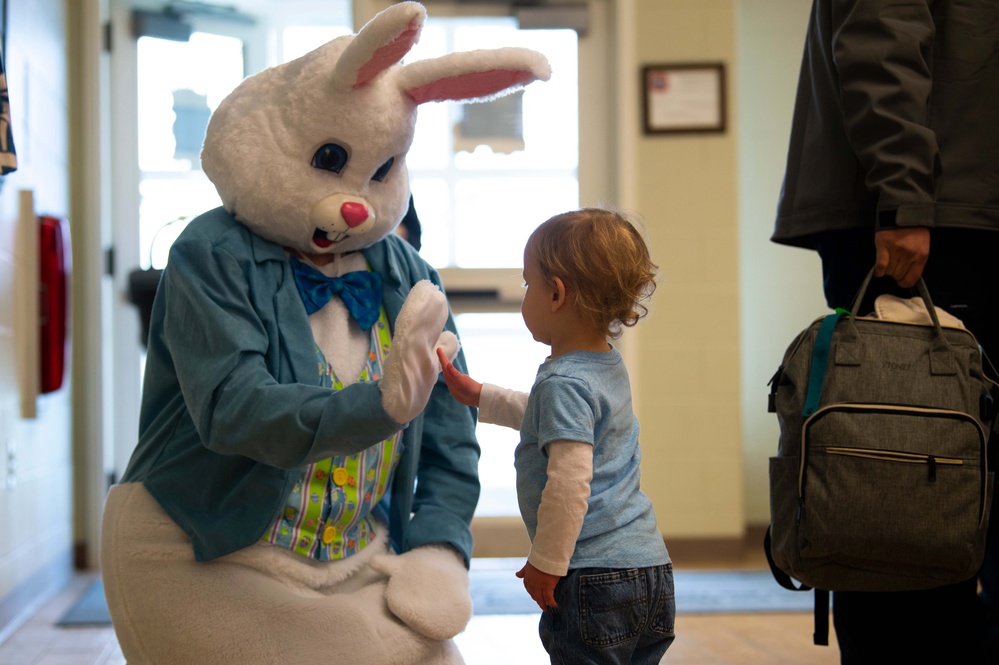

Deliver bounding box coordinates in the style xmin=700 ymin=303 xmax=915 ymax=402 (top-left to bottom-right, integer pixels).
xmin=305 ymin=252 xmax=371 ymax=384
xmin=102 ymin=483 xmax=468 ymax=665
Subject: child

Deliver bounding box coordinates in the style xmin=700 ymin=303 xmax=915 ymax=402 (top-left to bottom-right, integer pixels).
xmin=438 ymin=208 xmax=675 ymax=664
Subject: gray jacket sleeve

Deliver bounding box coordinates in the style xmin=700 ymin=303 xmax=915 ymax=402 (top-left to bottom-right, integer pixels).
xmin=831 ymin=0 xmax=939 ymax=229
xmin=163 ymin=236 xmax=401 ymax=469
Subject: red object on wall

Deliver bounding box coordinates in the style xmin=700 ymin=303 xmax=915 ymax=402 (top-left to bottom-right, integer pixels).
xmin=39 ymin=215 xmax=69 ymax=394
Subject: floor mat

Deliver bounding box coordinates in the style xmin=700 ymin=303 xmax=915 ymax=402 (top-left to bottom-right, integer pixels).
xmin=56 ymin=578 xmax=111 ymax=626
xmin=56 ymin=562 xmax=812 ymax=626
xmin=468 ymin=559 xmax=814 ymax=616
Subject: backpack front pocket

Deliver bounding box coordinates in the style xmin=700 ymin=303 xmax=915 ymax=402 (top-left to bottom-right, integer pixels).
xmin=797 ymin=404 xmax=987 ymax=575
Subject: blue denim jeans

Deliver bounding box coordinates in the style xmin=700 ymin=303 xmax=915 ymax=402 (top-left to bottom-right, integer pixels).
xmin=538 ymin=564 xmax=675 ymax=664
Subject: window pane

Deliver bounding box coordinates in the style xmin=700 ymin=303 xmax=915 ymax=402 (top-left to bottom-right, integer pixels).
xmin=452 ymin=28 xmax=577 ymax=171
xmin=454 ymin=176 xmax=578 ymax=268
xmin=282 ymin=25 xmax=352 ymax=63
xmin=137 ymin=32 xmax=245 ymax=270
xmin=137 ymin=33 xmax=244 ymax=173
xmin=455 ymin=313 xmax=549 ymax=517
xmin=409 ymin=177 xmax=452 ymax=267
xmin=404 ymin=18 xmax=579 ymax=269
xmin=408 ymin=100 xmax=452 ymax=171
xmin=407 ymin=22 xmax=449 ymax=61
xmin=405 ymin=24 xmax=452 ymax=171
xmin=138 ymin=177 xmax=219 ymax=269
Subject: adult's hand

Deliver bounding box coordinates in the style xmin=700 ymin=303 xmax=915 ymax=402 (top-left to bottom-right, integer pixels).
xmin=369 ymin=545 xmax=472 ymax=640
xmin=874 ymin=227 xmax=930 ymax=288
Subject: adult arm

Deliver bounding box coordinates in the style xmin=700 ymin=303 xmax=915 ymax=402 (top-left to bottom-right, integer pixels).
xmin=832 ymin=0 xmax=937 ymax=286
xmin=164 ymin=236 xmax=401 ymax=469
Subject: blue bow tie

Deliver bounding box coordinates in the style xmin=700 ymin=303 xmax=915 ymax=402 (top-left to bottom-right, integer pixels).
xmin=289 ymin=257 xmax=383 ymax=330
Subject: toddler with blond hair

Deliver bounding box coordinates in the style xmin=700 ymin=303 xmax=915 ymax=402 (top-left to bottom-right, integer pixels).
xmin=439 ymin=208 xmax=674 ymax=664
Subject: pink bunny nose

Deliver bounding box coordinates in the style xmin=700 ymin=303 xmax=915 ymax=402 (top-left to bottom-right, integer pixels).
xmin=341 ymin=202 xmax=370 ymax=228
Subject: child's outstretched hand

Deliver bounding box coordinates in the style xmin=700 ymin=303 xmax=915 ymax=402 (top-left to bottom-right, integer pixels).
xmin=516 ymin=561 xmax=560 ymax=612
xmin=436 ymin=348 xmax=482 ymax=408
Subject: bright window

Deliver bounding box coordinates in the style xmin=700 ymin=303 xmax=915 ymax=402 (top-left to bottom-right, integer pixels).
xmin=136 ymin=32 xmax=245 ymax=268
xmin=405 ymin=18 xmax=579 ymax=269
xmin=281 ymin=25 xmax=352 ymax=62
xmin=456 ymin=313 xmax=550 ymax=517
xmin=404 ymin=19 xmax=580 ymax=517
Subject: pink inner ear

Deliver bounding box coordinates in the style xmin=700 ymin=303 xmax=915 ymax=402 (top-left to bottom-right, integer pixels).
xmin=405 ymin=70 xmax=535 ymax=104
xmin=355 ymin=25 xmax=421 ymax=88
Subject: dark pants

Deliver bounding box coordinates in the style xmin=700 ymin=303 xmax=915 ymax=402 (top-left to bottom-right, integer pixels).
xmin=813 ymin=227 xmax=999 ymax=664
xmin=538 ymin=564 xmax=675 ymax=665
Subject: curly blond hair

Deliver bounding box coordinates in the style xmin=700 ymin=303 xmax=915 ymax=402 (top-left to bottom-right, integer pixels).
xmin=525 ymin=208 xmax=658 ymax=339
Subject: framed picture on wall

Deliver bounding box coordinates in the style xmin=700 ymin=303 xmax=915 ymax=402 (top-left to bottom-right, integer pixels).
xmin=642 ymin=63 xmax=726 ymax=135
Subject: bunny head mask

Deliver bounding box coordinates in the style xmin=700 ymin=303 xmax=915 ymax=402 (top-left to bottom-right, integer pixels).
xmin=201 ymin=1 xmax=551 ymax=257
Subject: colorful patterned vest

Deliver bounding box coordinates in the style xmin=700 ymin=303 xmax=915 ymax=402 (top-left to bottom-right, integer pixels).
xmin=262 ymin=306 xmax=402 ymax=560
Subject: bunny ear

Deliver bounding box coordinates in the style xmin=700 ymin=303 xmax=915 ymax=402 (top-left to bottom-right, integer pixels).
xmin=334 ymin=2 xmax=426 ymax=90
xmin=399 ymin=47 xmax=552 ymax=104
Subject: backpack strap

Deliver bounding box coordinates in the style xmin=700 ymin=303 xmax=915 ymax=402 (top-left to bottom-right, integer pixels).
xmin=802 ymin=311 xmax=845 ymax=417
xmin=764 ymin=527 xmax=830 ymax=646
xmin=813 ymin=589 xmax=830 ymax=646
xmin=763 ymin=526 xmax=809 ymax=591
xmin=770 ymin=310 xmax=844 ymax=647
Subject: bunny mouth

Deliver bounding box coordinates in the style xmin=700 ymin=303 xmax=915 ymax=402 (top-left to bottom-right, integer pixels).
xmin=312 ymin=228 xmax=350 ymax=248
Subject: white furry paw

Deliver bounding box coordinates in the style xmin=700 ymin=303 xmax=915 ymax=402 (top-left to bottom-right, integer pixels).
xmin=434 ymin=331 xmax=460 ymax=371
xmin=369 ymin=546 xmax=472 ymax=641
xmin=381 ymin=281 xmax=449 ymax=424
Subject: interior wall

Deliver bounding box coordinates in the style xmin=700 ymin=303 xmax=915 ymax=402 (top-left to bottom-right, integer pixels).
xmin=736 ymin=0 xmax=825 ymax=526
xmin=0 ymin=0 xmax=74 ymax=607
xmin=628 ymin=0 xmax=744 ymax=539
xmin=626 ymin=0 xmax=827 ymax=540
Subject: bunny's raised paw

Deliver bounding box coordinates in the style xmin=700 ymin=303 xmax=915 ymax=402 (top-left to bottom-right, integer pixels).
xmin=380 ymin=280 xmax=449 ymax=424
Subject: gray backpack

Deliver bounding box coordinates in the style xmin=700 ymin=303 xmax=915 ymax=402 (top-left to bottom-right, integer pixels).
xmin=765 ymin=270 xmax=996 ymax=644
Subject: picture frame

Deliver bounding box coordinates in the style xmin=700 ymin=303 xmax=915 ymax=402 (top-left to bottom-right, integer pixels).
xmin=642 ymin=63 xmax=726 ymax=135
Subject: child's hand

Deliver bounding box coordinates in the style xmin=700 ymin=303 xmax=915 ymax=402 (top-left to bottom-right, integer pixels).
xmin=436 ymin=348 xmax=482 ymax=408
xmin=516 ymin=561 xmax=560 ymax=611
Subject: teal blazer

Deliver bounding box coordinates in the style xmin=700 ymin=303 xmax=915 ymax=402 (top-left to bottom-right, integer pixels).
xmin=122 ymin=207 xmax=480 ymax=563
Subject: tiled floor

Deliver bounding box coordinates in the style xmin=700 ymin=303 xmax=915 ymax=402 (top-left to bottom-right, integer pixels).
xmin=0 ymin=572 xmax=551 ymax=665
xmin=0 ymin=574 xmax=123 ymax=665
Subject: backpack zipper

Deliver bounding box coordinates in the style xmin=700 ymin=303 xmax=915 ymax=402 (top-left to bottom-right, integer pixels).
xmin=799 ymin=403 xmax=989 ymax=524
xmin=824 ymin=446 xmax=963 ymax=482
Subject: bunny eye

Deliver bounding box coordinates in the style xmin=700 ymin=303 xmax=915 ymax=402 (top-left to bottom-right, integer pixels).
xmin=312 ymin=144 xmax=349 ymax=173
xmin=371 ymin=157 xmax=395 ymax=182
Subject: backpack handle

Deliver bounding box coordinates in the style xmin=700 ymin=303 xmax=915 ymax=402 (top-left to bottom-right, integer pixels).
xmin=847 ymin=266 xmax=945 ymax=335
xmin=843 ymin=267 xmax=955 ymax=372
xmin=803 ymin=267 xmax=958 ymax=417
